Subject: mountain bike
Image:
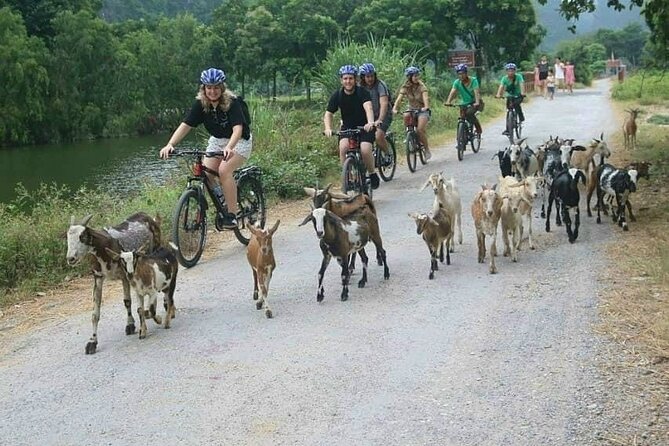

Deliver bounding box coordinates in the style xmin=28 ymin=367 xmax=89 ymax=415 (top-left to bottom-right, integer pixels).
xmin=446 ymin=104 xmax=481 ymax=161
xmin=331 ymin=127 xmax=373 ymax=198
xmin=403 ymin=109 xmax=428 ymax=173
xmin=373 ymin=131 xmax=397 ymax=182
xmin=501 ymin=95 xmax=524 ymax=142
xmin=170 ymin=148 xmax=266 ymax=267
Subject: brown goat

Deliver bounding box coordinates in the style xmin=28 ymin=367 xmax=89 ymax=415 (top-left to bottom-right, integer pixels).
xmin=623 ymin=109 xmax=640 ymax=150
xmin=409 ymin=204 xmax=453 ymax=280
xmin=246 ymin=220 xmax=280 ymax=318
xmin=471 ymin=184 xmax=502 ymax=274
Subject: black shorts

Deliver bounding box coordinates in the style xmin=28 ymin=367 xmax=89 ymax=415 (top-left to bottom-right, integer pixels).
xmin=376 ymin=114 xmax=393 ymax=132
xmin=339 ymin=128 xmax=375 ymax=144
xmin=539 ymin=71 xmax=548 ymax=81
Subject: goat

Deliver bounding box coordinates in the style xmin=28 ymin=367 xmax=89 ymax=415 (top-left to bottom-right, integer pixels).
xmin=570 ymin=133 xmax=611 ymax=173
xmin=421 ymin=172 xmax=463 ymax=249
xmin=623 ymin=109 xmax=640 ymax=150
xmin=304 ymin=184 xmax=380 ymax=270
xmin=471 ymin=184 xmax=502 ymax=274
xmin=627 ymin=161 xmax=651 ymax=181
xmin=499 ymin=175 xmax=540 ymax=250
xmin=246 ymin=220 xmax=280 ymax=318
xmin=499 ymin=193 xmax=527 ymax=262
xmin=541 ymin=139 xmax=586 ymax=219
xmin=106 ymin=243 xmax=178 ymax=339
xmin=545 ymin=168 xmax=587 ymax=243
xmin=508 ymin=138 xmax=540 ymax=180
xmin=492 ymin=148 xmax=513 ymax=178
xmin=596 ymin=164 xmax=638 ymax=231
xmin=66 ymin=212 xmax=161 ymax=354
xmin=409 ymin=203 xmax=453 ymax=280
xmin=300 ymin=208 xmax=389 ymax=302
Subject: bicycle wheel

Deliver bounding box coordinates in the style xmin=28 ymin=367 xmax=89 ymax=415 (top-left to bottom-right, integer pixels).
xmin=470 ymin=127 xmax=481 ymax=153
xmin=505 ymin=110 xmax=515 ymax=140
xmin=234 ymin=176 xmax=266 ymax=245
xmin=378 ymin=136 xmax=397 ymax=182
xmin=172 ymin=188 xmax=206 ymax=268
xmin=418 ymin=140 xmax=427 ymax=165
xmin=406 ymin=132 xmax=417 ymax=173
xmin=456 ymin=121 xmax=467 ymax=161
xmin=342 ymin=156 xmax=361 ymax=194
xmin=514 ymin=115 xmax=522 ymax=140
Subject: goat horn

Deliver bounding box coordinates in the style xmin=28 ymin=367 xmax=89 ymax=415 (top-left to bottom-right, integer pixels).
xmin=323 ymin=183 xmax=333 ymax=193
xmin=80 ymin=214 xmax=93 ymax=226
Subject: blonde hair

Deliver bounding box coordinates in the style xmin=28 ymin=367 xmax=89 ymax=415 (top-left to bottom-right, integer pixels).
xmin=196 ymin=83 xmax=236 ymax=112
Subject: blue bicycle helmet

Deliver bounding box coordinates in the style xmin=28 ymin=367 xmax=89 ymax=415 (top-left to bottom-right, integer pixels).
xmin=455 ymin=63 xmax=468 ymax=73
xmin=359 ymin=63 xmax=376 ymax=76
xmin=405 ymin=66 xmax=421 ymax=76
xmin=338 ymin=64 xmax=358 ymax=77
xmin=200 ymin=68 xmax=226 ymax=85
xmin=504 ymin=62 xmax=517 ymax=71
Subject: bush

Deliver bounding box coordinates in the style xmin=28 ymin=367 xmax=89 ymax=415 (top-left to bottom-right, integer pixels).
xmin=611 ymin=71 xmax=669 ymax=103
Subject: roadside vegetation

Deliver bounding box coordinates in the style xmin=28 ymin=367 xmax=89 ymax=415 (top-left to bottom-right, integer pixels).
xmin=600 ymin=71 xmax=669 ymax=441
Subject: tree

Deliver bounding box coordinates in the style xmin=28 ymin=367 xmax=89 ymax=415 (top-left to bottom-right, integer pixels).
xmin=0 ymin=7 xmax=49 ymax=145
xmin=592 ymin=23 xmax=649 ymax=67
xmin=0 ymin=0 xmax=102 ymax=38
xmin=453 ymin=0 xmax=544 ymax=81
xmin=537 ymin=0 xmax=667 ymax=65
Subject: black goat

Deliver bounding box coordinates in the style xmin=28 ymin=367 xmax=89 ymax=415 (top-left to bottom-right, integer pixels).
xmin=596 ymin=164 xmax=638 ymax=231
xmin=492 ymin=148 xmax=512 ymax=178
xmin=545 ymin=168 xmax=586 ymax=243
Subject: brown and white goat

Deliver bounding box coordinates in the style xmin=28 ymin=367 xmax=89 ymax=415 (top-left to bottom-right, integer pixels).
xmin=499 ymin=175 xmax=540 ymax=250
xmin=409 ymin=203 xmax=453 ymax=280
xmin=420 ymin=172 xmax=462 ymax=249
xmin=66 ymin=212 xmax=161 ymax=354
xmin=471 ymin=185 xmax=502 ymax=274
xmin=246 ymin=220 xmax=280 ymax=318
xmin=106 ymin=243 xmax=178 ymax=339
xmin=300 ymin=208 xmax=389 ymax=302
xmin=623 ymin=109 xmax=640 ymax=150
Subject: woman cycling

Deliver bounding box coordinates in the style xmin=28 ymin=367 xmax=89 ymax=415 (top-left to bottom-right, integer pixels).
xmin=159 ymin=68 xmax=252 ymax=229
xmin=445 ymin=63 xmax=482 ymax=136
xmin=392 ymin=66 xmax=431 ymax=160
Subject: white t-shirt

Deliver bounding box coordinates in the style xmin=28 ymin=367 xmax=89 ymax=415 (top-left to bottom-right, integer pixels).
xmin=554 ymin=63 xmax=565 ymax=79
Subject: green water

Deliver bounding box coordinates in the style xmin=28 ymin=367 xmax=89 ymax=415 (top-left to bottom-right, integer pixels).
xmin=0 ymin=135 xmax=187 ymax=203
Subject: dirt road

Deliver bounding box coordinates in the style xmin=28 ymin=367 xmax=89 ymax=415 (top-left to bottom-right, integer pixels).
xmin=0 ymin=81 xmax=629 ymax=445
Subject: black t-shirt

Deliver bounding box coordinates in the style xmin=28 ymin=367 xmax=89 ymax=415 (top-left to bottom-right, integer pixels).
xmin=537 ymin=62 xmax=549 ymax=74
xmin=183 ymin=99 xmax=250 ymax=140
xmin=326 ymin=86 xmax=372 ymax=129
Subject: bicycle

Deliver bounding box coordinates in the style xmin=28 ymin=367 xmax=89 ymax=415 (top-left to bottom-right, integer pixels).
xmin=373 ymin=130 xmax=397 ymax=182
xmin=402 ymin=109 xmax=428 ymax=173
xmin=331 ymin=127 xmax=373 ymax=198
xmin=501 ymin=95 xmax=524 ymax=142
xmin=170 ymin=148 xmax=266 ymax=268
xmin=446 ymin=104 xmax=481 ymax=161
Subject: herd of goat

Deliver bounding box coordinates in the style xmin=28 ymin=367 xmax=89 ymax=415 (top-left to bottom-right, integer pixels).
xmin=65 ymin=122 xmax=651 ymax=354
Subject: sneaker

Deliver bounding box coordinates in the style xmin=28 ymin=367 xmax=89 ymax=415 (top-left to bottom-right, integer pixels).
xmin=217 ymin=212 xmax=238 ymax=229
xmin=369 ymin=173 xmax=380 ymax=190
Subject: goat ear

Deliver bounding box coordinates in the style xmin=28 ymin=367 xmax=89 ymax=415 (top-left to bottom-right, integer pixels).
xmin=419 ymin=178 xmax=430 ymax=192
xmin=328 ymin=190 xmax=350 ymax=200
xmin=298 ymin=214 xmax=313 ymax=227
xmin=323 ymin=183 xmax=332 ymax=194
xmin=600 ymin=132 xmax=604 ymax=140
xmin=269 ymin=219 xmax=280 ymax=235
xmin=80 ymin=214 xmax=93 ymax=226
xmin=303 ymin=187 xmax=316 ymax=197
xmin=105 ymin=248 xmax=120 ymax=260
xmin=246 ymin=222 xmax=261 ymax=236
xmin=491 ymin=183 xmax=497 ymax=191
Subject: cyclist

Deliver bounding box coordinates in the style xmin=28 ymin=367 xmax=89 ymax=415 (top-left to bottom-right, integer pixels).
xmin=159 ymin=68 xmax=251 ymax=228
xmin=444 ymin=63 xmax=482 ymax=136
xmin=358 ymin=62 xmax=393 ymax=166
xmin=495 ymin=62 xmax=526 ymax=136
xmin=323 ymin=64 xmax=379 ymax=189
xmin=392 ymin=66 xmax=432 ymax=160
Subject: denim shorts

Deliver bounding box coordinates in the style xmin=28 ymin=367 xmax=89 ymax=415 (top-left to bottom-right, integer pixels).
xmin=207 ymin=134 xmax=253 ymax=159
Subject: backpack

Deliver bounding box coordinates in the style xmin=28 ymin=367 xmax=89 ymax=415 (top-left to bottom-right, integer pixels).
xmin=378 ymin=80 xmax=393 ymax=107
xmin=235 ymin=95 xmax=251 ymax=126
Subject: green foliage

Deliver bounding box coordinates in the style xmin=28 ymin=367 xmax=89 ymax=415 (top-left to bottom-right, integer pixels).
xmin=313 ymin=38 xmax=417 ymax=100
xmin=611 ymin=71 xmax=669 ymax=103
xmin=648 ymin=115 xmax=669 ymax=126
xmin=555 ymin=40 xmax=606 ymax=85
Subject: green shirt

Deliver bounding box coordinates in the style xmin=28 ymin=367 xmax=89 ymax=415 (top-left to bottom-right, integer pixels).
xmin=452 ymin=77 xmax=479 ymax=106
xmin=500 ymin=73 xmax=524 ymax=98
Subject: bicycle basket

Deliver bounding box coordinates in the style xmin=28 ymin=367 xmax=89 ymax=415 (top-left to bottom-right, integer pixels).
xmin=191 ymin=161 xmax=203 ymax=176
xmin=403 ymin=113 xmax=416 ymax=127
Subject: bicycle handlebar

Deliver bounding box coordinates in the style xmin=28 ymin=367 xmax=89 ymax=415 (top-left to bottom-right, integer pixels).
xmin=324 ymin=125 xmax=374 ymax=137
xmin=171 ymin=148 xmax=227 ymax=158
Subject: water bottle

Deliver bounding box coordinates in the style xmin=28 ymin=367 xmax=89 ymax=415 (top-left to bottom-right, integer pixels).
xmin=212 ymin=184 xmax=225 ymax=205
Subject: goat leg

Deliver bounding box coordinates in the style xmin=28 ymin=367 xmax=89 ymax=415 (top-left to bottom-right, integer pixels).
xmin=340 ymin=255 xmax=350 ymax=301
xmin=626 ymin=199 xmax=636 ymax=222
xmin=136 ymin=294 xmax=147 ymax=339
xmin=489 ymin=232 xmax=498 ymax=274
xmin=316 ymin=252 xmax=331 ymax=302
xmin=357 ymin=249 xmax=369 ymax=288
xmin=545 ymin=191 xmax=554 ymax=232
xmin=122 ymin=277 xmax=136 ymax=335
xmin=477 ymin=231 xmax=486 ymax=263
xmin=252 ymin=269 xmax=259 ymax=301
xmin=86 ymin=274 xmax=104 ymax=354
xmin=147 ymin=292 xmax=163 ymax=325
xmin=573 ymin=206 xmax=580 ymax=241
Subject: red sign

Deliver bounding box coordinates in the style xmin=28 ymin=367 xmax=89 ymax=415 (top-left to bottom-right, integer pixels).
xmin=448 ymin=50 xmax=476 ymax=68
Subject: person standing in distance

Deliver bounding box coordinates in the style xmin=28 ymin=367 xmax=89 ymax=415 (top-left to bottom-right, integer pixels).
xmin=323 ymin=65 xmax=379 ymax=189
xmin=159 ymin=68 xmax=252 ymax=228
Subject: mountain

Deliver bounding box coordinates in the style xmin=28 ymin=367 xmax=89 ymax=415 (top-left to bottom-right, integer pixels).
xmin=535 ymin=0 xmax=646 ymax=50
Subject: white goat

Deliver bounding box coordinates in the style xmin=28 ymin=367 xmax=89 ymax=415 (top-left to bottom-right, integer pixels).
xmin=499 ymin=175 xmax=540 ymax=250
